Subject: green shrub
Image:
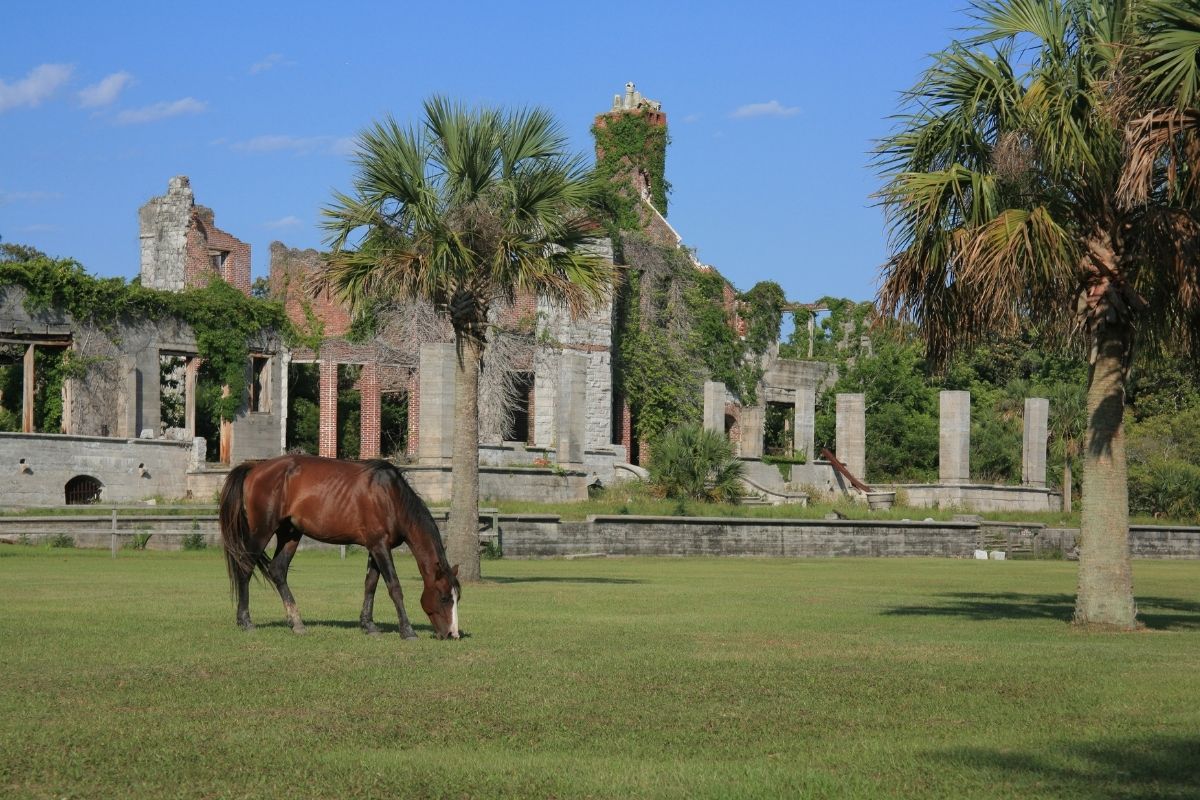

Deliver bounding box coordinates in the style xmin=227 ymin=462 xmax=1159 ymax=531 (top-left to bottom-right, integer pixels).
xmin=48 ymin=533 xmax=75 ymax=549
xmin=182 ymin=533 xmax=207 ymax=551
xmin=1129 ymin=459 xmax=1200 ymax=519
xmin=649 ymin=423 xmax=743 ymax=503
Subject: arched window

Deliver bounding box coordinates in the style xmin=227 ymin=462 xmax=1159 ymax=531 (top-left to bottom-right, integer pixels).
xmin=65 ymin=475 xmax=102 ymax=505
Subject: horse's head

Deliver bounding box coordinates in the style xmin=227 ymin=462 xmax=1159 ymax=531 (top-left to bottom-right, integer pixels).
xmin=421 ymin=563 xmax=461 ymax=640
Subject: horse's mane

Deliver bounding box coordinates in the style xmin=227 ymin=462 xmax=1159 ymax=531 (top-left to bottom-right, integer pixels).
xmin=362 ymin=460 xmax=455 ymax=577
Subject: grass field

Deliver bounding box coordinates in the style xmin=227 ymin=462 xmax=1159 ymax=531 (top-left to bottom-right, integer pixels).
xmin=1 ymin=548 xmax=1198 ymax=799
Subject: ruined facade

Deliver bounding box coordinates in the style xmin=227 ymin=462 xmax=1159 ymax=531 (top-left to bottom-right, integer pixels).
xmin=138 ymin=176 xmax=251 ymax=294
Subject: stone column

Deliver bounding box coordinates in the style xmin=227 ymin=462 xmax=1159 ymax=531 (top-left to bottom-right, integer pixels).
xmin=184 ymin=358 xmax=199 ymax=439
xmin=703 ymin=381 xmax=726 ymax=436
xmin=118 ymin=355 xmax=138 ymax=439
xmin=794 ymin=384 xmax=816 ymax=461
xmin=739 ymin=406 xmax=764 ymax=459
xmin=318 ymin=360 xmax=338 ymax=458
xmin=835 ymin=393 xmax=866 ymax=481
xmin=939 ymin=390 xmax=971 ymax=485
xmin=417 ymin=342 xmax=456 ymax=464
xmin=358 ymin=362 xmax=381 ymax=460
xmin=556 ymin=352 xmax=588 ymax=465
xmin=1022 ymin=397 xmax=1049 ymax=487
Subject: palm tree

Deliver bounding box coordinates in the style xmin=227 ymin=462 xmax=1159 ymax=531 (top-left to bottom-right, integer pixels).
xmin=877 ymin=0 xmax=1200 ymax=628
xmin=320 ymin=98 xmax=616 ymax=581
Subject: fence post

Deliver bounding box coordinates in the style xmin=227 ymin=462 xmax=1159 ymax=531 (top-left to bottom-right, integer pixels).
xmin=340 ymin=545 xmax=346 ymax=560
xmin=110 ymin=509 xmax=118 ymax=559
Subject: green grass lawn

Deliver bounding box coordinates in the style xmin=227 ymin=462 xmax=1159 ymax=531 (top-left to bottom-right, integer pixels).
xmin=1 ymin=548 xmax=1197 ymax=799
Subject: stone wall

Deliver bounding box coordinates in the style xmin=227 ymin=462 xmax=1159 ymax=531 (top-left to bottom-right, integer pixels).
xmin=501 ymin=516 xmax=981 ymax=558
xmin=401 ymin=464 xmax=590 ymax=505
xmin=1 ymin=432 xmax=195 ymax=505
xmin=890 ymin=483 xmax=1061 ymax=513
xmin=139 ymin=176 xmax=250 ymax=294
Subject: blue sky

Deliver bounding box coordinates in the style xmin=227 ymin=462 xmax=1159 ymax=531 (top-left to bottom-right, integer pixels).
xmin=1 ymin=0 xmax=968 ymax=303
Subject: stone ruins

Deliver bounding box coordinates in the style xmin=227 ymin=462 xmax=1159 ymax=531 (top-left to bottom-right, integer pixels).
xmin=0 ymin=83 xmax=1057 ymax=511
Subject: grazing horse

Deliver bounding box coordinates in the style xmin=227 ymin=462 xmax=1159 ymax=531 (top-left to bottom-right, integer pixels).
xmin=218 ymin=454 xmax=461 ymax=639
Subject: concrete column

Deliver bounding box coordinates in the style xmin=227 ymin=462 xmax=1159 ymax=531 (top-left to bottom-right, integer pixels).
xmin=417 ymin=342 xmax=456 ymax=464
xmin=739 ymin=406 xmax=764 ymax=459
xmin=794 ymin=385 xmax=816 ymax=460
xmin=835 ymin=393 xmax=866 ymax=481
xmin=21 ymin=344 xmax=34 ymax=432
xmin=703 ymin=381 xmax=726 ymax=436
xmin=318 ymin=360 xmax=338 ymax=458
xmin=219 ymin=385 xmax=233 ymax=464
xmin=939 ymin=390 xmax=971 ymax=485
xmin=358 ymin=362 xmax=381 ymax=460
xmin=1022 ymin=397 xmax=1049 ymax=487
xmin=556 ymin=352 xmax=588 ymax=465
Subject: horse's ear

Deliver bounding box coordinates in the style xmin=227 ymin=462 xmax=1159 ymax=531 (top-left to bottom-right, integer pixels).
xmin=451 ymin=564 xmax=460 ymax=577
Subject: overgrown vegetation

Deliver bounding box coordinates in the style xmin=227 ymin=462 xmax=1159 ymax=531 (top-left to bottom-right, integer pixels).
xmin=592 ymin=109 xmax=670 ymax=226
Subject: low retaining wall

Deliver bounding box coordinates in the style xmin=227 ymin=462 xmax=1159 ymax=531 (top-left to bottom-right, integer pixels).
xmin=3 ymin=512 xmax=1195 ymax=560
xmin=887 ymin=483 xmax=1062 ymax=513
xmin=501 ymin=516 xmax=980 ymax=558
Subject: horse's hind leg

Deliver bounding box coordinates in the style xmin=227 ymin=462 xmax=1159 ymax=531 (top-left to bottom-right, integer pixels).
xmin=236 ymin=570 xmax=254 ymax=631
xmin=370 ymin=545 xmax=417 ymax=640
xmin=269 ymin=531 xmax=306 ymax=634
xmin=360 ymin=554 xmax=382 ymax=635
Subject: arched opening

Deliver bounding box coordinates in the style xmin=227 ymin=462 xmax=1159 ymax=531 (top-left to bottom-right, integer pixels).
xmin=65 ymin=475 xmax=102 ymax=505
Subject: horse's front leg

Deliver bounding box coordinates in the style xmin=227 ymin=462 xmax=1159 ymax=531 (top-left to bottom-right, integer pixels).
xmin=236 ymin=570 xmax=254 ymax=631
xmin=360 ymin=555 xmax=382 ymax=635
xmin=370 ymin=545 xmax=418 ymax=640
xmin=269 ymin=535 xmax=305 ymax=634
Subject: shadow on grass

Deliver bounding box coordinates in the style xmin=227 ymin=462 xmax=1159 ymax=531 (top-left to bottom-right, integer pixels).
xmin=883 ymin=592 xmax=1200 ymax=630
xmin=255 ymin=619 xmax=472 ymax=638
xmin=939 ymin=736 xmax=1200 ymax=800
xmin=484 ymin=576 xmax=643 ymax=585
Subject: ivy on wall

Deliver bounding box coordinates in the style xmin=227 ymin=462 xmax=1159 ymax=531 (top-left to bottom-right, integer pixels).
xmin=592 ymin=110 xmax=670 ymax=229
xmin=0 ymin=257 xmax=295 ymax=422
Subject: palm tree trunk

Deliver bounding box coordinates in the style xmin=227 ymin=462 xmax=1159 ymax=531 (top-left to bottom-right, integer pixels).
xmin=447 ymin=331 xmax=483 ymax=582
xmin=1074 ymin=320 xmax=1136 ymax=628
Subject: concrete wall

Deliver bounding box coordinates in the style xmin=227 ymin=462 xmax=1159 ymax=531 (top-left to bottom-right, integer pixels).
xmin=1 ymin=432 xmax=194 ymax=505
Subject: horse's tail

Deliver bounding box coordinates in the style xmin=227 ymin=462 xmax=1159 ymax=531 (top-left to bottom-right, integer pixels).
xmin=218 ymin=462 xmax=269 ymax=598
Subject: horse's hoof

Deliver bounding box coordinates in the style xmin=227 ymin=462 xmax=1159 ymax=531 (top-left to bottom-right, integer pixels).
xmin=401 ymin=629 xmax=418 ymax=640
xmin=239 ymin=622 xmax=255 ymax=632
xmin=363 ymin=626 xmax=381 ymax=636
xmin=291 ymin=625 xmax=307 ymax=635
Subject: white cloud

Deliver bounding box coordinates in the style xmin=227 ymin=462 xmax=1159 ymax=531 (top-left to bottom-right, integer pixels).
xmin=682 ymin=113 xmax=702 ymax=124
xmin=229 ymin=134 xmax=354 ymax=156
xmin=0 ymin=64 xmax=73 ymax=113
xmin=78 ymin=71 xmax=133 ymax=108
xmin=0 ymin=189 xmax=61 ymax=205
xmin=264 ymin=215 xmax=303 ymax=229
xmin=115 ymin=97 xmax=207 ymax=124
xmin=249 ymin=54 xmax=290 ymax=74
xmin=730 ymin=100 xmax=801 ymax=119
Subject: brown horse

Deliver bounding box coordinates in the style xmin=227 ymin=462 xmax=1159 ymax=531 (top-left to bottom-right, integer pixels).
xmin=218 ymin=454 xmax=461 ymax=639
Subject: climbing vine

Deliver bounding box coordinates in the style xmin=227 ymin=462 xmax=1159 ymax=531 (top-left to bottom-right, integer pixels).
xmin=0 ymin=257 xmax=295 ymax=421
xmin=592 ymin=110 xmax=670 ymax=228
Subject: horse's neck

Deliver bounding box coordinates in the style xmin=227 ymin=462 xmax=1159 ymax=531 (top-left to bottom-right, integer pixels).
xmin=406 ymin=528 xmax=447 ymax=586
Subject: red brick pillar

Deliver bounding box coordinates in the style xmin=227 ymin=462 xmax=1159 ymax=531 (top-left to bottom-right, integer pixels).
xmin=406 ymin=369 xmax=420 ymax=458
xmin=318 ymin=360 xmax=338 ymax=458
xmin=358 ymin=362 xmax=381 ymax=460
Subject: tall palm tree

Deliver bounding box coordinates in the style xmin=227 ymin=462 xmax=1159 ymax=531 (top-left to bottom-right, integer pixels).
xmin=877 ymin=0 xmax=1200 ymax=628
xmin=321 ymin=97 xmax=616 ymax=581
